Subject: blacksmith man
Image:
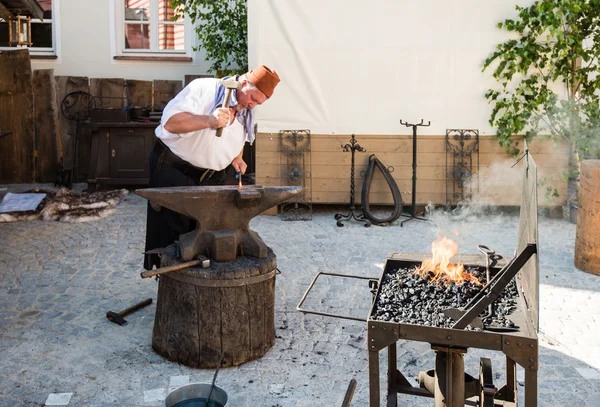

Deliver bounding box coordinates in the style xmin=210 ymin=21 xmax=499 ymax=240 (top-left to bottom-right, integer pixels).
xmin=143 ymin=65 xmax=281 ymax=270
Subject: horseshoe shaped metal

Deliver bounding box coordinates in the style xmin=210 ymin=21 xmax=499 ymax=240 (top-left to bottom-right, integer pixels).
xmin=361 ymin=154 xmax=403 ymax=225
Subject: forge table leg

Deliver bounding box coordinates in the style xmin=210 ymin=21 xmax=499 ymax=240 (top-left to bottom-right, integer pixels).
xmin=387 ymin=343 xmax=397 ymax=407
xmin=505 ymin=356 xmax=517 ymax=403
xmin=369 ymin=349 xmax=380 ymax=407
xmin=525 ymin=368 xmax=538 ymax=407
xmin=433 ymin=347 xmax=466 ymax=407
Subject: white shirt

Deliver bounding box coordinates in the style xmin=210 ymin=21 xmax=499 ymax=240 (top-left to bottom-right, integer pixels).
xmin=155 ymin=78 xmax=247 ymax=171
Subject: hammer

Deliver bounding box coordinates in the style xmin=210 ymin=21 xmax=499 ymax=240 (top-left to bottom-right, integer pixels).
xmin=106 ymin=298 xmax=153 ymax=326
xmin=215 ymin=79 xmax=241 ymax=137
xmin=140 ymin=255 xmax=210 ymax=279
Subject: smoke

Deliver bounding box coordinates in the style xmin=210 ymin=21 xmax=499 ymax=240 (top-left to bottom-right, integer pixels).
xmin=424 ymin=158 xmax=526 ymax=255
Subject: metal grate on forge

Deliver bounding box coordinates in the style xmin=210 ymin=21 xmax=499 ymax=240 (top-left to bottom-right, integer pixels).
xmin=279 ymin=130 xmax=312 ymax=221
xmin=298 ymin=146 xmax=539 ymax=407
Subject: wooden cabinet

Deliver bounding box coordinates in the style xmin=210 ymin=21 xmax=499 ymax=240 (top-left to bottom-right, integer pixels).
xmin=86 ymin=121 xmax=158 ymax=191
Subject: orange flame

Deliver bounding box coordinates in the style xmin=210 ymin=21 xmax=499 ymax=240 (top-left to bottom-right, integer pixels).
xmin=415 ymin=236 xmax=481 ymax=286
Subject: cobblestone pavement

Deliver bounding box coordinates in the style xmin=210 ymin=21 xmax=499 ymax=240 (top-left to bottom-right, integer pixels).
xmin=1 ymin=185 xmax=599 ymax=407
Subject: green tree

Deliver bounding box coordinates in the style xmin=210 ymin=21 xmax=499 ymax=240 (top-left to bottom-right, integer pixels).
xmin=483 ymin=0 xmax=600 ymax=163
xmin=170 ymin=0 xmax=248 ymax=75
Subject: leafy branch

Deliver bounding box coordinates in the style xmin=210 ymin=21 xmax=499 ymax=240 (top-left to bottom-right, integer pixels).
xmin=170 ymin=0 xmax=248 ymax=75
xmin=483 ymin=0 xmax=600 ymax=160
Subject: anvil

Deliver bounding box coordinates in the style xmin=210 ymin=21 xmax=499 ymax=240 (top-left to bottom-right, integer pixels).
xmin=136 ymin=185 xmax=304 ymax=262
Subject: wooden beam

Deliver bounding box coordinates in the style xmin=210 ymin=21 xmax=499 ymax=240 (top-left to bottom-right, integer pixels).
xmin=33 ymin=69 xmax=59 ymax=182
xmin=19 ymin=0 xmax=43 ymax=20
xmin=0 ymin=0 xmax=44 ymax=20
xmin=0 ymin=2 xmax=14 ymax=20
xmin=0 ymin=49 xmax=35 ymax=183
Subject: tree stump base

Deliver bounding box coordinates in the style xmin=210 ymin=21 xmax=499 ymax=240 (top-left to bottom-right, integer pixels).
xmin=575 ymin=159 xmax=600 ymax=275
xmin=152 ymin=245 xmax=277 ymax=368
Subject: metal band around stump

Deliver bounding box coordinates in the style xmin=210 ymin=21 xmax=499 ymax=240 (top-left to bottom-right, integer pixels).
xmin=164 ymin=269 xmax=277 ymax=287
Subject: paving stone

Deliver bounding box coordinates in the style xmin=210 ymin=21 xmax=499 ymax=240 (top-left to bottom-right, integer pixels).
xmin=577 ymin=368 xmax=600 ymax=380
xmin=143 ymin=387 xmax=165 ymax=402
xmin=45 ymin=392 xmax=74 ymax=405
xmin=0 ymin=398 xmax=22 ymax=407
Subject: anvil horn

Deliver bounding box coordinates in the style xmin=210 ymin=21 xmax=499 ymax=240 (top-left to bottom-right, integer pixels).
xmin=136 ymin=185 xmax=304 ymax=262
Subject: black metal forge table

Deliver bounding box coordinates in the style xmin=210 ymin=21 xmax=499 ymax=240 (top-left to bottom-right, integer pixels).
xmin=366 ymin=252 xmax=537 ymax=407
xmin=298 ymin=149 xmax=540 ymax=407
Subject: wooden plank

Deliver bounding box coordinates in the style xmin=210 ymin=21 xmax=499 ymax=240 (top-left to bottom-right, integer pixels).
xmin=152 ymin=274 xmax=202 ymax=367
xmin=90 ymin=78 xmax=125 ymax=108
xmin=478 ymin=137 xmax=570 ymax=154
xmin=259 ymin=150 xmax=450 ymax=167
xmin=307 ymin=189 xmax=565 ymax=207
xmin=311 ymin=190 xmax=446 ymax=205
xmin=258 ymin=163 xmax=445 ymax=180
xmin=221 ymin=286 xmax=250 ymax=366
xmin=0 ymin=49 xmax=34 ymax=183
xmin=153 ymin=80 xmax=182 ymax=112
xmin=54 ymin=76 xmax=89 ymax=179
xmin=311 ymin=177 xmax=439 ymax=194
xmin=33 ymin=69 xmax=59 ymax=183
xmin=256 ymin=133 xmax=567 ymax=154
xmin=255 ymin=134 xmax=447 ymax=153
xmin=125 ymin=79 xmax=152 ymax=107
xmin=195 ymin=285 xmax=222 ymax=368
xmin=479 ymin=152 xmax=569 ymax=167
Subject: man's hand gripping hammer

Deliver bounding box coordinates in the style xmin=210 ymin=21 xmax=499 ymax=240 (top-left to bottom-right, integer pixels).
xmin=215 ymin=79 xmax=241 ymax=137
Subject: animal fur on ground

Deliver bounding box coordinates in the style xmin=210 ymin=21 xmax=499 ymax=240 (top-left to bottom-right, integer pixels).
xmin=0 ymin=188 xmax=129 ymax=223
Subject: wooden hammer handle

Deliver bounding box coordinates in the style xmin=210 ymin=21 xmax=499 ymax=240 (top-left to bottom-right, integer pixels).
xmin=215 ymin=88 xmax=234 ymax=137
xmin=117 ymin=298 xmax=153 ymax=317
xmin=140 ymin=259 xmax=201 ymax=279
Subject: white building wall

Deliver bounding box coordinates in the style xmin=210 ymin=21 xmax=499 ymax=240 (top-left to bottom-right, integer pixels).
xmin=248 ymin=0 xmax=535 ymax=136
xmin=31 ymin=0 xmax=212 ymax=81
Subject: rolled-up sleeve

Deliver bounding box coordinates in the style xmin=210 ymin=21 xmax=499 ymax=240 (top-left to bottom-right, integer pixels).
xmin=159 ymin=80 xmax=217 ymax=139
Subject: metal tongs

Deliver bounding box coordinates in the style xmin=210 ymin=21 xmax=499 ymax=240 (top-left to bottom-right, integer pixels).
xmin=443 ymin=243 xmax=537 ymax=330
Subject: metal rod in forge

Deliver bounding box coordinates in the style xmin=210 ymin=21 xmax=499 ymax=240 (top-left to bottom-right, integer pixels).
xmin=399 ymin=119 xmax=430 ymax=227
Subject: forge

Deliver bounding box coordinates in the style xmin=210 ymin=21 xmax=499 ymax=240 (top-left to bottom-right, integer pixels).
xmin=136 ymin=184 xmax=304 ymax=368
xmin=298 ymin=147 xmax=539 ymax=406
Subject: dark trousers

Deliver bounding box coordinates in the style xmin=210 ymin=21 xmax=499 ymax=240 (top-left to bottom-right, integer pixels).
xmin=143 ymin=148 xmax=226 ymax=270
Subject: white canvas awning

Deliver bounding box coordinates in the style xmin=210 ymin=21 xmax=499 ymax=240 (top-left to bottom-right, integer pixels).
xmin=248 ymin=0 xmax=528 ymax=135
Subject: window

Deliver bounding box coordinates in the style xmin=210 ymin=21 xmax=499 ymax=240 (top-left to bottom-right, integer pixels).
xmin=117 ymin=0 xmax=187 ymax=55
xmin=0 ymin=0 xmax=56 ymax=55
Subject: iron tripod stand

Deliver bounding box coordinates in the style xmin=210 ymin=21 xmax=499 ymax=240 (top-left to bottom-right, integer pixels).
xmin=399 ymin=119 xmax=430 ymax=227
xmin=335 ymin=134 xmax=371 ymax=227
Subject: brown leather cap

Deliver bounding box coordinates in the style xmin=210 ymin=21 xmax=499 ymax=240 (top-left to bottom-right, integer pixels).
xmin=247 ymin=65 xmax=280 ymax=98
